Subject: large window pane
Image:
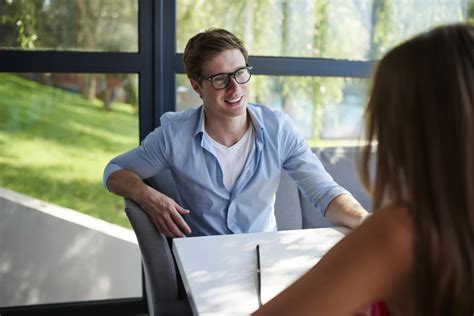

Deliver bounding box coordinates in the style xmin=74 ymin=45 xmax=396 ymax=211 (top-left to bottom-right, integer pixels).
xmin=1 ymin=73 xmax=139 ymax=224
xmin=0 ymin=0 xmax=138 ymax=52
xmin=176 ymin=74 xmax=367 ymax=147
xmin=177 ymin=0 xmax=473 ymax=60
xmin=0 ymin=73 xmax=141 ymax=306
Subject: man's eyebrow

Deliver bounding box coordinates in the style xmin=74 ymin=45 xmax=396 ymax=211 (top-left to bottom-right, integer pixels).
xmin=209 ymin=66 xmax=248 ymax=77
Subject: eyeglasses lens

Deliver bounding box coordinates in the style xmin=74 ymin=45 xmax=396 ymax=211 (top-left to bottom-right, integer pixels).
xmin=211 ymin=68 xmax=251 ymax=89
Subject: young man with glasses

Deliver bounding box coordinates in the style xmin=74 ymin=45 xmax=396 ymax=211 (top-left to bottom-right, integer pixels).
xmin=104 ymin=28 xmax=369 ymax=238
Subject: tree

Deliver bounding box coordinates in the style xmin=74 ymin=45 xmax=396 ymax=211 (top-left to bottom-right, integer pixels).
xmin=0 ymin=0 xmax=139 ymax=110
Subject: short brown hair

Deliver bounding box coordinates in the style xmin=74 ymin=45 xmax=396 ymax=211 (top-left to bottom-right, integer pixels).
xmin=183 ymin=28 xmax=249 ymax=80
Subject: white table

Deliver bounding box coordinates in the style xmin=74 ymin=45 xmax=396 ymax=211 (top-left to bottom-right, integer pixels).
xmin=172 ymin=227 xmax=348 ymax=315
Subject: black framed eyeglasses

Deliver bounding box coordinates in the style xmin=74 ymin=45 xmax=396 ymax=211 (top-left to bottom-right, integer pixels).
xmin=198 ymin=66 xmax=253 ymax=90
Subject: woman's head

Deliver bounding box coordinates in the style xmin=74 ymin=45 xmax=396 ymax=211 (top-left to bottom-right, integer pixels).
xmin=362 ymin=24 xmax=473 ymax=315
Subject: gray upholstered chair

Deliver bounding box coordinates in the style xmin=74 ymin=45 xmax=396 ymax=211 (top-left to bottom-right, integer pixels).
xmin=125 ymin=146 xmax=374 ymax=316
xmin=125 ymin=199 xmax=192 ymax=316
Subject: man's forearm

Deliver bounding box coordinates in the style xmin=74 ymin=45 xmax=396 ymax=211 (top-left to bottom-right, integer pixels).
xmin=107 ymin=169 xmax=148 ymax=202
xmin=325 ymin=194 xmax=369 ymax=229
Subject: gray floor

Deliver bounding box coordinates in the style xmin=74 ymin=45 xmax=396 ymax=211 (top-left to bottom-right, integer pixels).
xmin=0 ymin=187 xmax=142 ymax=308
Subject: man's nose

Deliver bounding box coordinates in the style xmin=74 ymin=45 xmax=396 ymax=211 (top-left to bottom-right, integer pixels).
xmin=227 ymin=77 xmax=240 ymax=91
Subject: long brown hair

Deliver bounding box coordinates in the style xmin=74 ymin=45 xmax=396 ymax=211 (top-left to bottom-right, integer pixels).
xmin=361 ymin=24 xmax=474 ymax=315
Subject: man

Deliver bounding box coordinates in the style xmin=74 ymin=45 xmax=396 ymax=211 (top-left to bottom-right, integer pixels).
xmin=104 ymin=28 xmax=369 ymax=238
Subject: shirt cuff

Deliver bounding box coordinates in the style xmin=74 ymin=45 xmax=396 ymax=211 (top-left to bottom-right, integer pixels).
xmin=319 ymin=188 xmax=352 ymax=217
xmin=103 ymin=163 xmax=125 ymax=191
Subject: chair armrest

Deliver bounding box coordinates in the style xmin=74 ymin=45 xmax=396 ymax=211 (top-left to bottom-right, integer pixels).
xmin=125 ymin=199 xmax=179 ymax=303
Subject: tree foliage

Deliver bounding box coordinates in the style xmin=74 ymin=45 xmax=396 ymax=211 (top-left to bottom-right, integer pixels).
xmin=176 ymin=0 xmax=472 ymax=142
xmin=0 ymin=0 xmax=139 ymax=110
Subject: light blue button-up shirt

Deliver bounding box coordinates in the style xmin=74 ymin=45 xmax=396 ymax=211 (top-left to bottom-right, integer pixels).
xmin=104 ymin=103 xmax=349 ymax=236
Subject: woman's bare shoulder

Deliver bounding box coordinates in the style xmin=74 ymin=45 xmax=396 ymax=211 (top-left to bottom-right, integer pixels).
xmin=370 ymin=204 xmax=414 ymax=245
xmin=362 ymin=204 xmax=415 ymax=274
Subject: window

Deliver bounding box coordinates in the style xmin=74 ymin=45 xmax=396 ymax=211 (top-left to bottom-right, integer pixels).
xmin=0 ymin=0 xmax=138 ymax=52
xmin=177 ymin=0 xmax=471 ymax=59
xmin=176 ymin=0 xmax=473 ymax=146
xmin=1 ymin=73 xmax=138 ymax=228
xmin=0 ymin=0 xmax=156 ymax=313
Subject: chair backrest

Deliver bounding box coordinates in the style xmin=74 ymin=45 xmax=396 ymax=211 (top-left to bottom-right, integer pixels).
xmin=312 ymin=146 xmax=373 ymax=211
xmin=274 ymin=170 xmax=303 ymax=230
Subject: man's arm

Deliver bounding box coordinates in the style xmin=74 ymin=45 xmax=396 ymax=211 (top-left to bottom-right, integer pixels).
xmin=278 ymin=114 xmax=368 ymax=225
xmin=325 ymin=194 xmax=369 ymax=229
xmin=107 ymin=169 xmax=192 ymax=237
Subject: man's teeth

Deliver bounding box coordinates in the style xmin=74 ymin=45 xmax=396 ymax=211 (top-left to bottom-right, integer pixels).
xmin=226 ymin=96 xmax=242 ymax=103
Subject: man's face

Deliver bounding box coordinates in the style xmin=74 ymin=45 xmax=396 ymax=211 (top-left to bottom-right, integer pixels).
xmin=191 ymin=49 xmax=250 ymax=120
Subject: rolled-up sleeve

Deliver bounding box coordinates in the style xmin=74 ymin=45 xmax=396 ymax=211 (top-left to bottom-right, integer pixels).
xmin=103 ymin=127 xmax=169 ymax=191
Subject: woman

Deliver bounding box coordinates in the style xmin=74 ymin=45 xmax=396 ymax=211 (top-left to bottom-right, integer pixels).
xmin=253 ymin=24 xmax=473 ymax=316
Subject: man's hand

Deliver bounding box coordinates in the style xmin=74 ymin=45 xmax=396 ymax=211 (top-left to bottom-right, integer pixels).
xmin=107 ymin=169 xmax=191 ymax=238
xmin=325 ymin=194 xmax=369 ymax=229
xmin=136 ymin=185 xmax=192 ymax=238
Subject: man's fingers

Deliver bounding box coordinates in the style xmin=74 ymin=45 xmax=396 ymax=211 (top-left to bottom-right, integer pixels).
xmin=154 ymin=217 xmax=172 ymax=237
xmin=146 ymin=195 xmax=191 ymax=237
xmin=176 ymin=207 xmax=190 ymax=215
xmin=161 ymin=214 xmax=186 ymax=237
xmin=170 ymin=210 xmax=192 ymax=235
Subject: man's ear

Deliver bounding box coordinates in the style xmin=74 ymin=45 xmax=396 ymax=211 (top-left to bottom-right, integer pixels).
xmin=190 ymin=79 xmax=203 ymax=98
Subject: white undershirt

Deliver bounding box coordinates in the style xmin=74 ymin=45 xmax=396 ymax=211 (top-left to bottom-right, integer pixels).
xmin=205 ymin=124 xmax=254 ymax=191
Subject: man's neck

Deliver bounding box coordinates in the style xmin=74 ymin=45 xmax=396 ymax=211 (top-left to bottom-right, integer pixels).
xmin=204 ymin=111 xmax=250 ymax=147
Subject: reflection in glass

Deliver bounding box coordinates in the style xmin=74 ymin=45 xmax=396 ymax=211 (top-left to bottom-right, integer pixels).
xmin=176 ymin=74 xmax=367 ymax=146
xmin=0 ymin=0 xmax=138 ymax=52
xmin=177 ymin=0 xmax=472 ymax=60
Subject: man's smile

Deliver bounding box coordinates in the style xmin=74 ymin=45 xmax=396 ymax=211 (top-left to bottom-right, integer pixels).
xmin=224 ymin=95 xmax=243 ymax=104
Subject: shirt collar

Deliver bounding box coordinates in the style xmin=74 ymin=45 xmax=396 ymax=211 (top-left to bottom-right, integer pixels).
xmin=193 ymin=105 xmax=206 ymax=138
xmin=247 ymin=104 xmax=264 ymax=132
xmin=192 ymin=103 xmax=266 ymax=139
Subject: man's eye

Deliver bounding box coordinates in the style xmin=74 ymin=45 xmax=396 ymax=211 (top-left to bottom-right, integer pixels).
xmin=213 ymin=75 xmax=227 ymax=83
xmin=235 ymin=69 xmax=246 ymax=77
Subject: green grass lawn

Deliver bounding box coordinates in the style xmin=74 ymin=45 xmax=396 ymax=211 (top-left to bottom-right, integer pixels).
xmin=0 ymin=73 xmax=138 ymax=228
